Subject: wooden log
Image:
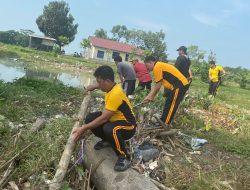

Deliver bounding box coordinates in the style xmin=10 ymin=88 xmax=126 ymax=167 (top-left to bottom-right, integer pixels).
xmin=156 ymin=129 xmax=178 ymax=137
xmin=153 ymin=116 xmax=176 ymax=149
xmin=82 ymin=135 xmax=159 ymax=190
xmin=49 ymin=93 xmax=91 ymax=190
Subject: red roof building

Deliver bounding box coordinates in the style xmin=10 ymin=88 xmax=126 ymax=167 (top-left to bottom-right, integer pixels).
xmin=85 ymin=36 xmax=144 ymax=62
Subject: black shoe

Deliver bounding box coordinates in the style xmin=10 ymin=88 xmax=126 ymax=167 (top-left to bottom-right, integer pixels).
xmin=114 ymin=155 xmax=131 ymax=172
xmin=94 ymin=140 xmax=111 ymax=150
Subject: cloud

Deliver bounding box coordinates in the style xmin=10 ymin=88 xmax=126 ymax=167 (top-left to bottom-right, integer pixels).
xmin=191 ymin=0 xmax=250 ymax=27
xmin=132 ymin=19 xmax=168 ymax=32
xmin=192 ymin=13 xmax=220 ymax=27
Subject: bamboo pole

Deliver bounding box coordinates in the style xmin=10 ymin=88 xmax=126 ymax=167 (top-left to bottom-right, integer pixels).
xmin=49 ymin=92 xmax=91 ymax=190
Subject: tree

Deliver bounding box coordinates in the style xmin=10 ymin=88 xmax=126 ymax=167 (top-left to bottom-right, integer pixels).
xmin=80 ymin=38 xmax=91 ymax=49
xmin=20 ymin=29 xmax=34 ymax=36
xmin=233 ymin=67 xmax=250 ymax=88
xmin=187 ymin=45 xmax=208 ymax=81
xmin=80 ymin=38 xmax=91 ymax=58
xmin=187 ymin=45 xmax=206 ymax=62
xmin=36 ymin=1 xmax=78 ymax=49
xmin=0 ymin=30 xmax=29 ymax=47
xmin=58 ymin=36 xmax=69 ymax=48
xmin=111 ymin=25 xmax=129 ymax=42
xmin=207 ymin=50 xmax=217 ymax=63
xmin=94 ymin=28 xmax=108 ymax=39
xmin=126 ymin=29 xmax=167 ymax=61
xmin=142 ymin=30 xmax=167 ymax=61
xmin=87 ymin=25 xmax=168 ymax=60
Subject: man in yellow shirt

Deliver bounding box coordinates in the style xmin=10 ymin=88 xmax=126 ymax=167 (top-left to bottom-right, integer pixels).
xmin=208 ymin=61 xmax=225 ymax=96
xmin=72 ymin=65 xmax=136 ymax=171
xmin=143 ymin=56 xmax=189 ymax=125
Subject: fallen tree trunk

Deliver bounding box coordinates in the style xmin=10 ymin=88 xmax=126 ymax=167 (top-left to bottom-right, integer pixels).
xmin=49 ymin=93 xmax=91 ymax=190
xmin=82 ymin=135 xmax=159 ymax=190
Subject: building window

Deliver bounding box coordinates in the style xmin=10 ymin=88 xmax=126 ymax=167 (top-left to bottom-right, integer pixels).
xmin=97 ymin=50 xmax=104 ymax=59
xmin=112 ymin=51 xmax=120 ymax=59
xmin=125 ymin=54 xmax=129 ymax=61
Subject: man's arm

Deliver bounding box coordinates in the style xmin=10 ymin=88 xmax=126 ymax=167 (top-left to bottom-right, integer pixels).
xmin=187 ymin=69 xmax=193 ymax=82
xmin=85 ymin=83 xmax=99 ymax=92
xmin=143 ymin=80 xmax=162 ymax=103
xmin=72 ymin=109 xmax=114 ymax=142
xmin=221 ymin=68 xmax=226 ymax=75
xmin=119 ymin=73 xmax=124 ymax=84
xmin=175 ymin=56 xmax=181 ymax=69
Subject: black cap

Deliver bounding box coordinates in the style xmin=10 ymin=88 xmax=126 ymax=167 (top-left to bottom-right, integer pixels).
xmin=176 ymin=46 xmax=187 ymax=52
xmin=209 ymin=60 xmax=215 ymax=65
xmin=144 ymin=55 xmax=157 ymax=63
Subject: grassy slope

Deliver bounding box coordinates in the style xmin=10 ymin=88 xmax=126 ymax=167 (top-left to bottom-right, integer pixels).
xmin=191 ymin=79 xmax=250 ymax=109
xmin=1 ymin=44 xmax=250 ymax=189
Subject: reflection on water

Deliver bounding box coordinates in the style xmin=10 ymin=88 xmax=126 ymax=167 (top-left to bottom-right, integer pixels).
xmin=0 ymin=59 xmax=93 ymax=88
xmin=0 ymin=62 xmax=25 ymax=82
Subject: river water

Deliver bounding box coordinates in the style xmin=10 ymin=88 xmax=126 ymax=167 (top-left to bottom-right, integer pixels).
xmin=0 ymin=58 xmax=93 ymax=88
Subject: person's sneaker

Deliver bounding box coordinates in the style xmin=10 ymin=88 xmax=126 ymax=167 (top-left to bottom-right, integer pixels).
xmin=114 ymin=155 xmax=131 ymax=172
xmin=94 ymin=140 xmax=111 ymax=150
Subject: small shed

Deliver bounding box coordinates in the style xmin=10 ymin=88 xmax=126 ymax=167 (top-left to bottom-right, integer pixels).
xmin=28 ymin=34 xmax=56 ymax=51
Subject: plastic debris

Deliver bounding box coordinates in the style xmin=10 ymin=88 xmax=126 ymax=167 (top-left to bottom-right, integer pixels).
xmin=178 ymin=131 xmax=208 ymax=150
xmin=149 ymin=161 xmax=158 ymax=170
xmin=134 ymin=142 xmax=159 ymax=162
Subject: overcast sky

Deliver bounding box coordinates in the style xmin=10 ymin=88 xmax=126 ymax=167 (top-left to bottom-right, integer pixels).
xmin=1 ymin=0 xmax=250 ymax=69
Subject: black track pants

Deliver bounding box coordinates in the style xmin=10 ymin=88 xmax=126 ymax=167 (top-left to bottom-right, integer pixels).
xmin=85 ymin=112 xmax=136 ymax=157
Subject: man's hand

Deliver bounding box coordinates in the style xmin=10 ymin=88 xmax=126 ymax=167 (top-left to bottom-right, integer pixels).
xmin=187 ymin=77 xmax=192 ymax=83
xmin=143 ymin=94 xmax=154 ymax=104
xmin=84 ymin=84 xmax=99 ymax=95
xmin=72 ymin=126 xmax=86 ymax=143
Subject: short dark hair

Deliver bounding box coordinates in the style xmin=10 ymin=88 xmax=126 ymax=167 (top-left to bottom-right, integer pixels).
xmin=114 ymin=55 xmax=122 ymax=62
xmin=209 ymin=61 xmax=216 ymax=65
xmin=144 ymin=55 xmax=157 ymax=63
xmin=94 ymin=65 xmax=114 ymax=82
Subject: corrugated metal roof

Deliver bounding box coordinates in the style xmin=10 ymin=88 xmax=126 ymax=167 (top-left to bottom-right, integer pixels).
xmin=29 ymin=34 xmax=56 ymax=41
xmin=89 ymin=36 xmax=143 ymax=55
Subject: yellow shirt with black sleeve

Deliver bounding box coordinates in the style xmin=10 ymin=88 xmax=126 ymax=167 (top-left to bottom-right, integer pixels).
xmin=105 ymin=83 xmax=136 ymax=125
xmin=153 ymin=62 xmax=189 ymax=90
xmin=209 ymin=66 xmax=223 ymax=82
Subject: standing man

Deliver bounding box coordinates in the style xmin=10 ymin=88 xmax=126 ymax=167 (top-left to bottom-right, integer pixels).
xmin=72 ymin=65 xmax=136 ymax=171
xmin=163 ymin=46 xmax=192 ymax=98
xmin=143 ymin=56 xmax=189 ymax=125
xmin=208 ymin=61 xmax=225 ymax=96
xmin=114 ymin=55 xmax=136 ymax=96
xmin=130 ymin=58 xmax=152 ymax=90
xmin=175 ymin=46 xmax=192 ymax=83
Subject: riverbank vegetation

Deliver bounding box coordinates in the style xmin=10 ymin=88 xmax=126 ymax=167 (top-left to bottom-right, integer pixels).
xmin=0 ymin=44 xmax=250 ymax=189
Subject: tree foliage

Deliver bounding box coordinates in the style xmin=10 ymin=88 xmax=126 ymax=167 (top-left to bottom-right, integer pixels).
xmin=58 ymin=36 xmax=69 ymax=47
xmin=226 ymin=67 xmax=250 ymax=88
xmin=0 ymin=30 xmax=31 ymax=47
xmin=91 ymin=25 xmax=167 ymax=60
xmin=111 ymin=25 xmax=129 ymax=42
xmin=207 ymin=50 xmax=217 ymax=63
xmin=187 ymin=45 xmax=206 ymax=61
xmin=80 ymin=38 xmax=91 ymax=49
xmin=36 ymin=1 xmax=78 ymax=48
xmin=94 ymin=28 xmax=108 ymax=39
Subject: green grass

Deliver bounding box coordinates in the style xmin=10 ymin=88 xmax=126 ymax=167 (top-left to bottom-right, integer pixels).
xmin=0 ymin=78 xmax=84 ymax=187
xmin=0 ymin=78 xmax=82 ymax=122
xmin=190 ymin=78 xmax=250 ymax=109
xmin=0 ymin=43 xmax=116 ymax=71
